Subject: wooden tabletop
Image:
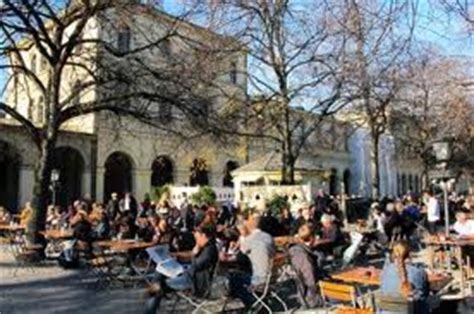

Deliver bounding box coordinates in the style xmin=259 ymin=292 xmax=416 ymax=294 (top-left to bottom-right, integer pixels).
xmin=332 ymin=266 xmax=452 ymax=290
xmin=422 ymin=237 xmax=474 ymax=247
xmin=40 ymin=229 xmax=74 ymax=239
xmin=274 ymin=236 xmax=331 ymax=248
xmin=0 ymin=224 xmax=26 ymax=231
xmin=96 ymin=239 xmax=155 ymax=251
xmin=332 ymin=267 xmax=382 ymax=286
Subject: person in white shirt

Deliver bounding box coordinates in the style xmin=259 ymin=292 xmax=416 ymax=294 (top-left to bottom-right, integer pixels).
xmin=453 ymin=210 xmax=474 ymax=237
xmin=423 ymin=190 xmax=440 ymax=234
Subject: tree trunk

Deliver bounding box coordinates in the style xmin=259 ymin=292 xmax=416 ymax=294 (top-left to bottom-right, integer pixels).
xmin=421 ymin=164 xmax=430 ymax=191
xmin=370 ymin=132 xmax=380 ymax=199
xmin=281 ymin=144 xmax=296 ymax=185
xmin=27 ymin=137 xmax=56 ymax=244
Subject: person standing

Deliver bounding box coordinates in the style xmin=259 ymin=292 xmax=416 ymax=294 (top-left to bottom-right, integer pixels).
xmin=119 ymin=192 xmax=138 ymax=219
xmin=423 ymin=190 xmax=440 ymax=234
xmin=106 ymin=193 xmax=120 ymax=221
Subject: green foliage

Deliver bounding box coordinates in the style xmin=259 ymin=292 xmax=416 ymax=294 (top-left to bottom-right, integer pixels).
xmin=190 ymin=186 xmax=217 ymax=206
xmin=266 ymin=194 xmax=289 ymax=216
xmin=151 ymin=185 xmax=171 ymax=202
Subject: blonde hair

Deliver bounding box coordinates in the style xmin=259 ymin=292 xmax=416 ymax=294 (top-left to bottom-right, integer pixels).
xmin=391 ymin=241 xmax=411 ymax=297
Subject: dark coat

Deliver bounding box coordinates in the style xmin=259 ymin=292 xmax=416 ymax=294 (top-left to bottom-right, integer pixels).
xmin=188 ymin=239 xmax=218 ymax=297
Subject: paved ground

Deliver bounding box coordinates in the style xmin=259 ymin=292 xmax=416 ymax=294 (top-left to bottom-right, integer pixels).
xmin=0 ymin=249 xmax=146 ymax=314
xmin=3 ymin=244 xmax=473 ymax=314
xmin=0 ymin=246 xmax=302 ymax=314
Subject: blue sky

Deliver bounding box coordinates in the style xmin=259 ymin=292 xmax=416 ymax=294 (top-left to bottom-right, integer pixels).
xmin=162 ymin=0 xmax=473 ymax=59
xmin=1 ymin=0 xmax=472 ymax=102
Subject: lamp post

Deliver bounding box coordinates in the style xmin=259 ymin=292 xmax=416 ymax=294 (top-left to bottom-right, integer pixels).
xmin=50 ymin=169 xmax=60 ymax=206
xmin=430 ymin=139 xmax=454 ymax=236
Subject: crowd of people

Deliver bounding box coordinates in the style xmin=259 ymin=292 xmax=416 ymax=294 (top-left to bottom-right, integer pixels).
xmin=1 ymin=187 xmax=474 ymax=313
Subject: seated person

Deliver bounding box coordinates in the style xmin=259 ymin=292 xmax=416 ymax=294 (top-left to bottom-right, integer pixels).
xmin=288 ymin=223 xmax=323 ymax=308
xmin=452 ymin=210 xmax=474 ymax=238
xmin=145 ymin=224 xmax=218 ymax=313
xmin=259 ymin=210 xmax=286 ymax=237
xmin=367 ymin=205 xmax=388 ymax=246
xmin=142 ymin=214 xmax=167 ymax=244
xmin=224 ymin=213 xmax=275 ymax=310
xmin=70 ymin=204 xmax=92 ymax=242
xmin=379 ymin=241 xmax=429 ymax=314
xmin=89 ymin=204 xmax=110 ymax=240
xmin=279 ymin=207 xmax=294 ymax=235
xmin=0 ymin=206 xmax=11 ymax=224
xmin=292 ymin=204 xmax=314 ymax=235
xmin=46 ymin=205 xmax=61 ymax=229
xmin=20 ymin=202 xmax=33 ymax=227
xmin=317 ymin=214 xmax=346 ymax=257
xmin=116 ymin=216 xmax=136 ymax=240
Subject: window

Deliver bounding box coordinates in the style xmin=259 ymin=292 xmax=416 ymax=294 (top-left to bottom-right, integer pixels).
xmin=40 ymin=56 xmax=48 ymax=71
xmin=120 ymin=84 xmax=131 ymax=107
xmin=72 ymin=81 xmax=81 ymax=106
xmin=158 ymin=102 xmax=172 ymax=123
xmin=191 ymin=98 xmax=210 ymax=121
xmin=31 ymin=53 xmax=37 ymax=73
xmin=37 ymin=97 xmax=44 ymax=124
xmin=27 ymin=102 xmax=34 ymax=120
xmin=229 ymin=61 xmax=238 ymax=84
xmin=117 ymin=26 xmax=131 ymax=53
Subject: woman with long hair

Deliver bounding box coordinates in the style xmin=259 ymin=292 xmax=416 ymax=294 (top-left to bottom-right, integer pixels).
xmin=379 ymin=241 xmax=429 ymax=314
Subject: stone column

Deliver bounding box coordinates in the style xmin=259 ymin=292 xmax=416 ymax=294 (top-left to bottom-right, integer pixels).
xmin=209 ymin=170 xmax=222 ymax=187
xmin=134 ymin=169 xmax=152 ymax=200
xmin=19 ymin=165 xmax=35 ymax=206
xmin=174 ymin=167 xmax=189 ymax=187
xmin=96 ymin=167 xmax=105 ymax=202
xmin=82 ymin=171 xmax=92 ymax=198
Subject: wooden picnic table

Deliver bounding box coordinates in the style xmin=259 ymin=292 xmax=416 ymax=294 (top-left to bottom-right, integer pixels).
xmin=40 ymin=229 xmax=74 ymax=240
xmin=331 ymin=266 xmax=452 ymax=291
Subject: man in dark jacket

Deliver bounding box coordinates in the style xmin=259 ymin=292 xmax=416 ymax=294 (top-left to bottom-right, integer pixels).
xmin=145 ymin=224 xmax=218 ymax=313
xmin=119 ymin=192 xmax=138 ymax=219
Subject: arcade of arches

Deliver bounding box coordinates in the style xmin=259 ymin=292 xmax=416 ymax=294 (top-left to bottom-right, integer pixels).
xmin=104 ymin=152 xmax=133 ymax=201
xmin=0 ymin=141 xmax=20 ymax=212
xmin=50 ymin=147 xmax=85 ymax=209
xmin=151 ymin=156 xmax=174 ymax=187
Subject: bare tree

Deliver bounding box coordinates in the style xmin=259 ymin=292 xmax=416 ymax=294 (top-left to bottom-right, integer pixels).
xmin=390 ymin=51 xmax=474 ymax=187
xmin=0 ymin=0 xmax=232 ymax=242
xmin=438 ymin=0 xmax=474 ymax=30
xmin=331 ymin=0 xmax=417 ymax=198
xmin=192 ymin=0 xmax=351 ymax=184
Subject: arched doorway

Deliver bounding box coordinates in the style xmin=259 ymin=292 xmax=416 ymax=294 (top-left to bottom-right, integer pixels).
xmin=329 ymin=168 xmax=338 ymax=196
xmin=223 ymin=160 xmax=239 ymax=187
xmin=0 ymin=141 xmax=20 ymax=212
xmin=189 ymin=158 xmax=209 ymax=186
xmin=51 ymin=147 xmax=85 ymax=209
xmin=104 ymin=152 xmax=133 ymax=201
xmin=151 ymin=155 xmax=174 ymax=187
xmin=343 ymin=169 xmax=351 ymax=195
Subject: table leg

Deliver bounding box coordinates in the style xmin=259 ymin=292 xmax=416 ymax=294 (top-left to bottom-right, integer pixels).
xmin=457 ymin=246 xmax=465 ymax=297
xmin=447 ymin=245 xmax=452 ymax=273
